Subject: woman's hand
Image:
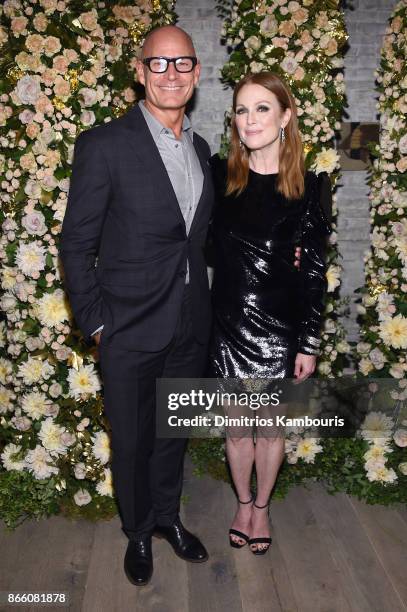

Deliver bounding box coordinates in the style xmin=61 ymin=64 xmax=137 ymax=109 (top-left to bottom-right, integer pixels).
xmin=294 ymin=353 xmax=316 ymax=382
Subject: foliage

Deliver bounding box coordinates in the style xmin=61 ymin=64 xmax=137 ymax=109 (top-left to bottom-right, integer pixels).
xmin=189 ymin=1 xmax=407 ymax=506
xmin=217 ymin=0 xmax=350 ymax=376
xmin=0 ymin=0 xmax=176 ymax=528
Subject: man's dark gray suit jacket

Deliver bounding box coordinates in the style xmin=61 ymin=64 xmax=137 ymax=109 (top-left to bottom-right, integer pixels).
xmin=59 ymin=105 xmax=214 ymax=351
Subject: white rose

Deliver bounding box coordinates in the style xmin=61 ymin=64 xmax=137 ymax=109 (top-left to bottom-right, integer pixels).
xmin=389 ymin=363 xmax=405 ymax=379
xmin=398 ymin=134 xmax=407 ymax=155
xmin=19 ymin=109 xmax=36 ymax=124
xmin=58 ymin=178 xmax=70 ymax=192
xmin=244 ymin=36 xmax=262 ymax=52
xmin=15 ymin=75 xmax=41 ymax=105
xmin=79 ymin=87 xmax=98 ymax=107
xmin=260 ymin=15 xmax=278 ymax=37
xmin=318 ymin=361 xmax=331 ymax=375
xmin=393 ymin=428 xmax=407 ymax=447
xmin=21 ymin=211 xmax=47 ymax=236
xmin=398 ymin=462 xmax=407 ymax=476
xmin=73 ymin=488 xmax=92 ymax=506
xmin=336 ymin=340 xmax=350 ymax=353
xmin=74 ymin=462 xmax=87 ymax=479
xmin=40 ymin=174 xmax=58 ymax=192
xmin=1 ymin=294 xmax=17 ymax=311
xmin=24 ymin=179 xmax=42 ymax=199
xmin=80 ymin=110 xmax=95 ymax=126
xmin=369 ymin=348 xmax=386 ymax=369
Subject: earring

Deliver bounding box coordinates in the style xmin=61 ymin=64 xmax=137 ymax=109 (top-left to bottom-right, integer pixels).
xmin=279 ymin=126 xmax=285 ymax=143
xmin=239 ymin=139 xmax=245 ymax=149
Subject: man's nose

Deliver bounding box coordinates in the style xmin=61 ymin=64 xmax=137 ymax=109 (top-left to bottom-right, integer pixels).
xmin=166 ymin=62 xmax=178 ymax=79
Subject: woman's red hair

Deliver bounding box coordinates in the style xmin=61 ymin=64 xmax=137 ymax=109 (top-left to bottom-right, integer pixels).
xmin=226 ymin=72 xmax=305 ymax=200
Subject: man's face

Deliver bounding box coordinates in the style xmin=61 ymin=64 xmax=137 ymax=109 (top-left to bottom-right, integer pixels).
xmin=136 ymin=30 xmax=200 ymax=113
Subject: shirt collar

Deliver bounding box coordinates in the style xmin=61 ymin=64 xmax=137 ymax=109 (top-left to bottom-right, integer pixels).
xmin=138 ymin=99 xmax=192 ymax=142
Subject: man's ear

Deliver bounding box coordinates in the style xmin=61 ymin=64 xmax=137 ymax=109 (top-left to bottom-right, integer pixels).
xmin=193 ymin=60 xmax=201 ymax=87
xmin=136 ymin=60 xmax=145 ymax=86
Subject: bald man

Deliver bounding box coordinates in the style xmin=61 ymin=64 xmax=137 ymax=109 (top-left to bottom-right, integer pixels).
xmin=60 ymin=26 xmax=213 ymax=586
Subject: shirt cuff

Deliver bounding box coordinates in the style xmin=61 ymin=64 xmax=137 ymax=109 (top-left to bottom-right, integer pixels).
xmin=91 ymin=324 xmax=104 ymax=336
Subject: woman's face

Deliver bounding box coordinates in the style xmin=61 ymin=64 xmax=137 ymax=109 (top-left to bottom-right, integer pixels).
xmin=234 ymin=83 xmax=291 ymax=152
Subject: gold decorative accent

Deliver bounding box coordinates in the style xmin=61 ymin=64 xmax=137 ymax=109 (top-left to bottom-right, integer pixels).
xmin=152 ymin=0 xmax=162 ymax=10
xmin=369 ymin=283 xmax=387 ymax=298
xmin=68 ymin=69 xmax=79 ymax=93
xmin=55 ymin=478 xmax=66 ymax=491
xmin=67 ymin=350 xmax=84 ymax=370
xmin=327 ymin=19 xmax=349 ymax=48
xmin=7 ymin=66 xmax=24 ymax=83
xmin=303 ymin=143 xmax=313 ymax=155
xmin=112 ymin=100 xmax=131 ymax=117
xmin=129 ymin=22 xmax=147 ymax=45
xmin=52 ymin=96 xmax=65 ymax=110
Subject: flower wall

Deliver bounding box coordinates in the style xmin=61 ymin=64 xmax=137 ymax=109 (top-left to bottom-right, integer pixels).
xmin=188 ymin=0 xmax=407 ymax=506
xmin=353 ymin=0 xmax=407 ymax=487
xmin=0 ymin=0 xmax=176 ymax=527
xmin=218 ymin=0 xmax=350 ymax=377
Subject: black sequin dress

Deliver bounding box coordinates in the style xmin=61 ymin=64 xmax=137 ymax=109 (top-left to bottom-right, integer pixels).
xmin=208 ymin=154 xmax=332 ymax=379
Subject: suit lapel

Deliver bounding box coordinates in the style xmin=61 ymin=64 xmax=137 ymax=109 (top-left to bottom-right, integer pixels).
xmin=189 ymin=133 xmax=210 ymax=234
xmin=122 ymin=105 xmax=186 ymax=230
xmin=122 ymin=105 xmax=211 ymax=235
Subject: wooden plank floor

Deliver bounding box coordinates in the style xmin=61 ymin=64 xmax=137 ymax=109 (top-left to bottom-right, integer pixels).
xmin=1 ymin=457 xmax=406 ymax=612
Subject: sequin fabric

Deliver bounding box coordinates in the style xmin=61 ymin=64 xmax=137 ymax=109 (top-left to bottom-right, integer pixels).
xmin=207 ymin=155 xmax=332 ymax=379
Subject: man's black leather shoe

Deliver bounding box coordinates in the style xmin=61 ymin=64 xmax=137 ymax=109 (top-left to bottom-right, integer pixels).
xmin=154 ymin=516 xmax=208 ymax=562
xmin=124 ymin=537 xmax=153 ymax=586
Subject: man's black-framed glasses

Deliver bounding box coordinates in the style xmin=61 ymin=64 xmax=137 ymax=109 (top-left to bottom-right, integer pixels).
xmin=142 ymin=56 xmax=198 ymax=73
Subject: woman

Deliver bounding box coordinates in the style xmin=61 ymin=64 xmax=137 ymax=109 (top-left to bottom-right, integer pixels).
xmin=208 ymin=72 xmax=332 ymax=555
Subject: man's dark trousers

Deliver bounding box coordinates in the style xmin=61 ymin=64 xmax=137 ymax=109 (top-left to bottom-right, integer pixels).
xmin=98 ymin=285 xmax=208 ymax=539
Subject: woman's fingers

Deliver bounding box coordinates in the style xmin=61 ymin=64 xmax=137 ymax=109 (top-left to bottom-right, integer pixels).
xmin=294 ymin=353 xmax=316 ymax=381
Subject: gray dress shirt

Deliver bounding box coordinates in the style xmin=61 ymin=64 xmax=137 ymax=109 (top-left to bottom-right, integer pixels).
xmin=92 ymin=100 xmax=204 ymax=336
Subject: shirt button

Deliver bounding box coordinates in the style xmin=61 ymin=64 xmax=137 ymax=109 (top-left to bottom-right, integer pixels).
xmin=175 ymin=144 xmax=179 ymax=148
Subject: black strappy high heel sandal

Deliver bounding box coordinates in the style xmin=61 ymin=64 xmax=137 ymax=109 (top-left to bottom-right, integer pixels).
xmin=229 ymin=494 xmax=254 ymax=549
xmin=248 ymin=501 xmax=272 ymax=555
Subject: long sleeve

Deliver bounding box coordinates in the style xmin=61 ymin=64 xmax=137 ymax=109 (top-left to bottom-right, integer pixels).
xmin=298 ymin=172 xmax=332 ymax=355
xmin=59 ymin=129 xmax=111 ymax=345
xmin=204 ymin=154 xmax=226 ymax=268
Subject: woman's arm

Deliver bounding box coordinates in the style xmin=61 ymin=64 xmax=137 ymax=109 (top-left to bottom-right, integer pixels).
xmin=297 ymin=172 xmax=332 ymax=357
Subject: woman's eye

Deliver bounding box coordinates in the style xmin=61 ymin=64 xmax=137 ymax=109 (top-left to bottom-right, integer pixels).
xmin=235 ymin=108 xmax=246 ymax=114
xmin=258 ymin=105 xmax=269 ymax=112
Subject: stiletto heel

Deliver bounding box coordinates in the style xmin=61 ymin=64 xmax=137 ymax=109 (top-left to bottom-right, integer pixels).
xmin=248 ymin=501 xmax=272 ymax=555
xmin=229 ymin=494 xmax=254 ymax=548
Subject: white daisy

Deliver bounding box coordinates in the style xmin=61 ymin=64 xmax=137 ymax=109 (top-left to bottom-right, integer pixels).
xmin=15 ymin=242 xmax=47 ymax=276
xmin=1 ymin=443 xmax=26 ymax=472
xmin=68 ymin=364 xmax=101 ymax=399
xmin=92 ymin=430 xmax=111 ymax=465
xmin=25 ymin=445 xmax=59 ymax=480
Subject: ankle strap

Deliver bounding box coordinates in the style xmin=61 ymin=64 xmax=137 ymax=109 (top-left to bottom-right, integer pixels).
xmin=253 ymin=501 xmax=269 ymax=509
xmin=237 ymin=495 xmax=253 ymax=504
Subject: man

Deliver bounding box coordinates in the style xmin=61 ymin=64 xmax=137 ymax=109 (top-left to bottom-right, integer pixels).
xmin=60 ymin=25 xmax=213 ymax=586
